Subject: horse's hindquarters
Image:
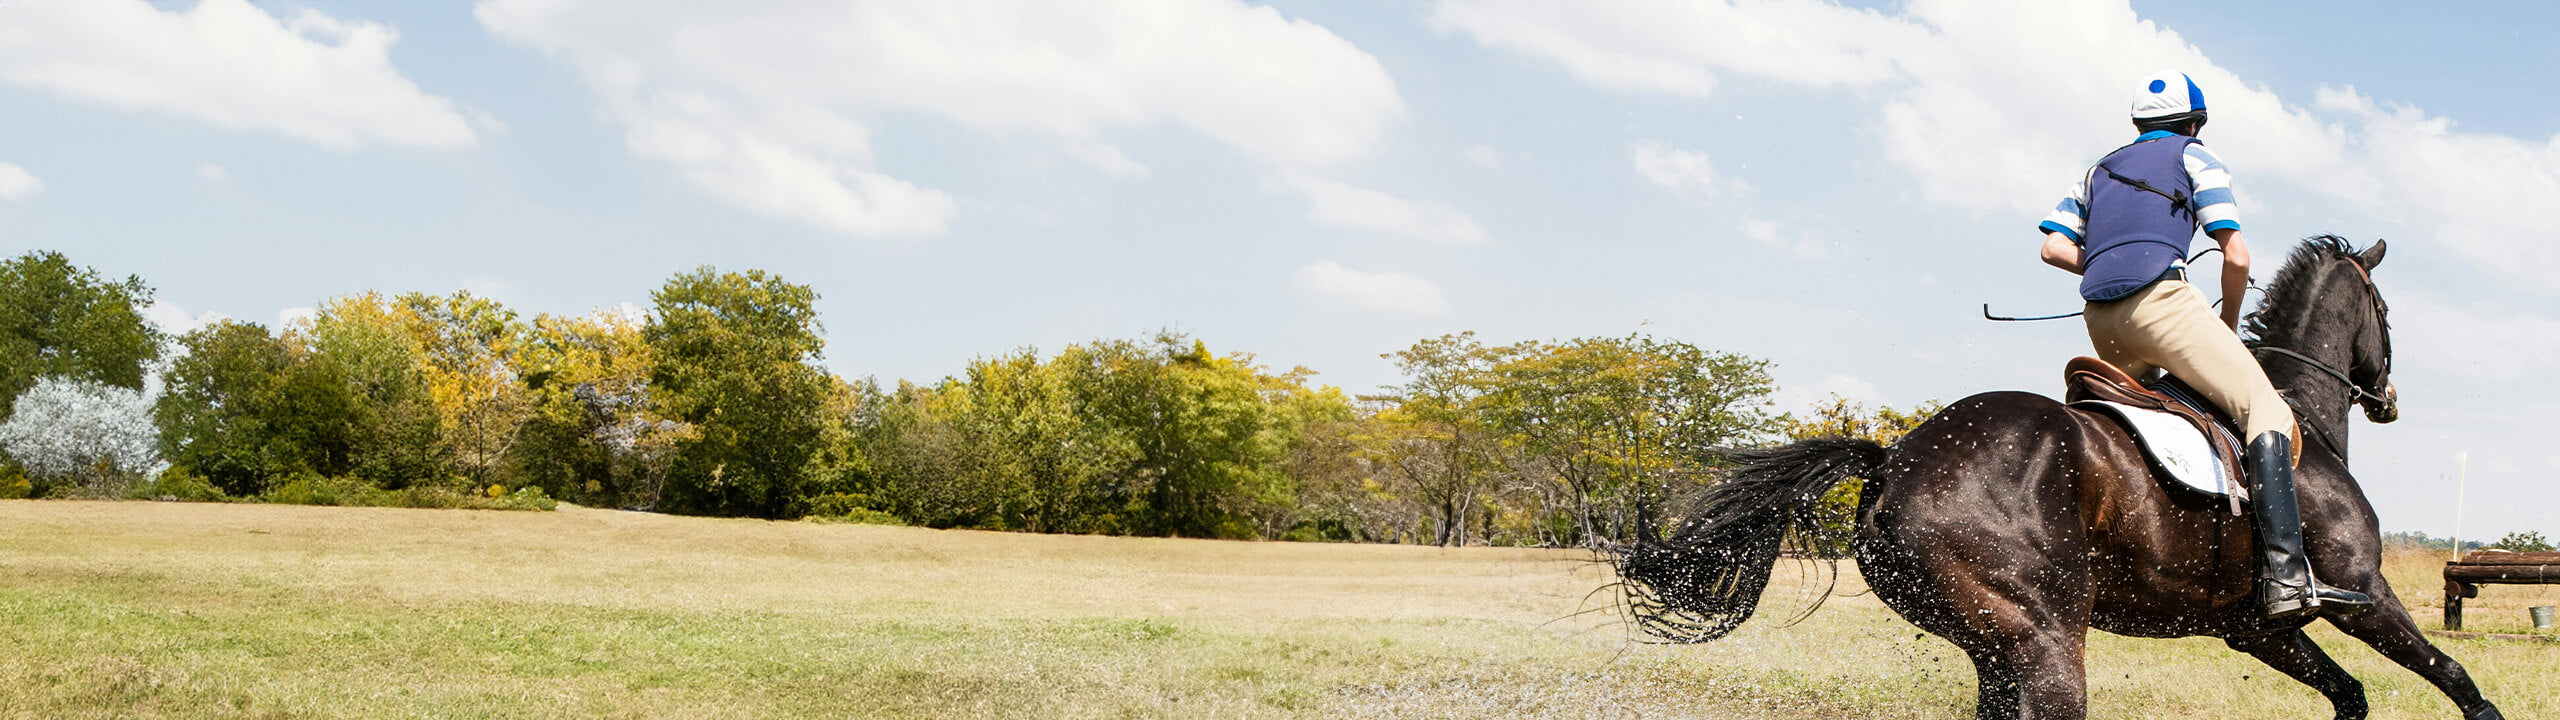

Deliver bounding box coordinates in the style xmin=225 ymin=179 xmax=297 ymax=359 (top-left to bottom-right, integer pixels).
xmin=1858 ymin=392 xmax=2097 ymax=641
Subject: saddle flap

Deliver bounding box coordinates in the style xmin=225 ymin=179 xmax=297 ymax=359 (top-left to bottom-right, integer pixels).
xmin=2061 ymin=357 xmax=2250 ymax=507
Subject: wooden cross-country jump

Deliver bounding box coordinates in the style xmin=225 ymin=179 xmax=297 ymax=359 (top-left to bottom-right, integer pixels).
xmin=2441 ymin=550 xmax=2560 ymax=631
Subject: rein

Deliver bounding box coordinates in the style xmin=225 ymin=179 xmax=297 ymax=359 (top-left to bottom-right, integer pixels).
xmin=2251 ymin=345 xmax=2390 ymax=407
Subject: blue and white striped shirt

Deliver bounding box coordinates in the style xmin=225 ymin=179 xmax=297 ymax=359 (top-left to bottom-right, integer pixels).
xmin=2039 ymin=130 xmax=2241 ymax=243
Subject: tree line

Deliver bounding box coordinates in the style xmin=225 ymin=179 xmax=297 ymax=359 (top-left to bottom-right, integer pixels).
xmin=0 ymin=250 xmax=1933 ymax=547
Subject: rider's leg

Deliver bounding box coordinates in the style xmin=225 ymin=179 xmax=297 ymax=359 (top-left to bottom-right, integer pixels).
xmin=2085 ymin=280 xmax=2290 ymax=440
xmin=2082 ymin=279 xmax=2368 ymax=618
xmin=2084 ymin=322 xmax=2158 ymax=381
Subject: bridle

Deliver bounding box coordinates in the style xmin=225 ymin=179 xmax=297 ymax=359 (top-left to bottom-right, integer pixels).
xmin=2250 ymin=254 xmax=2394 ymax=417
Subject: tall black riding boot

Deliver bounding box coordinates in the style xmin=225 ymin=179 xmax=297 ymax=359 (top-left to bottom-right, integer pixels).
xmin=2247 ymin=431 xmax=2373 ymax=620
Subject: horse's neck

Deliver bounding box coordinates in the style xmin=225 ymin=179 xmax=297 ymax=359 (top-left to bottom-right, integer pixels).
xmin=2258 ymin=300 xmax=2360 ymax=457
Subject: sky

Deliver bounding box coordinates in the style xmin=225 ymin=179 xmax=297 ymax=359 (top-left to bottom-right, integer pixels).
xmin=0 ymin=0 xmax=2551 ymax=539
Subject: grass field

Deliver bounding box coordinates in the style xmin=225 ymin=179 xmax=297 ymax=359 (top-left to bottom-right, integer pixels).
xmin=1 ymin=501 xmax=2550 ymax=719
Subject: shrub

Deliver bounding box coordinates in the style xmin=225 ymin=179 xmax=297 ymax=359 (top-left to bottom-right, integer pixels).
xmin=805 ymin=508 xmax=906 ymax=526
xmin=0 ymin=462 xmax=29 ymax=500
xmin=2492 ymin=531 xmax=2553 ymax=553
xmin=132 ymin=467 xmax=228 ymax=502
xmin=483 ymin=486 xmax=558 ymax=512
xmin=802 ymin=492 xmax=904 ymax=525
xmin=256 ymin=472 xmax=554 ymax=512
xmin=0 ymin=375 xmax=162 ymax=497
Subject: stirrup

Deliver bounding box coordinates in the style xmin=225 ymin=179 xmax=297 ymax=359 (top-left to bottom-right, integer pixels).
xmin=2259 ymin=574 xmax=2373 ymax=621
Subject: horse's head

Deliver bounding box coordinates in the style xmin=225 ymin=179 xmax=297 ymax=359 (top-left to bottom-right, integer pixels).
xmin=2343 ymin=239 xmax=2397 ymax=424
xmin=2247 ymin=236 xmax=2401 ymax=426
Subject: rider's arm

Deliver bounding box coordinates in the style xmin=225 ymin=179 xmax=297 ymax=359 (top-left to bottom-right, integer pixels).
xmin=2212 ymin=227 xmax=2249 ymax=330
xmin=2037 ymin=172 xmax=2092 ymax=275
xmin=2040 ymin=232 xmax=2084 ymax=275
xmin=2187 ymin=143 xmax=2247 ymax=330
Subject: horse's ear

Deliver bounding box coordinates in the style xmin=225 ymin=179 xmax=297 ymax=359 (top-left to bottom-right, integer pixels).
xmin=2359 ymin=239 xmax=2388 ymax=269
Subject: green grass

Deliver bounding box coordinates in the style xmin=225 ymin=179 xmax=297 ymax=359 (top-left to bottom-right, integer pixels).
xmin=0 ymin=500 xmax=2549 ymax=718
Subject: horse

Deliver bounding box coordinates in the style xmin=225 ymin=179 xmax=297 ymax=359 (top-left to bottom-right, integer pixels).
xmin=1611 ymin=236 xmax=2503 ymax=719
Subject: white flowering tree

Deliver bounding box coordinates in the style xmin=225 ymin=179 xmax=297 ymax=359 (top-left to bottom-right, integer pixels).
xmin=0 ymin=375 xmax=162 ymax=497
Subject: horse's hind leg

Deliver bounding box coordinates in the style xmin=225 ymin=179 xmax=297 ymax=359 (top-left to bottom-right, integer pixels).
xmin=2327 ymin=592 xmax=2503 ymax=719
xmin=2225 ymin=630 xmax=2367 ymax=720
xmin=1924 ymin=610 xmax=2088 ymax=719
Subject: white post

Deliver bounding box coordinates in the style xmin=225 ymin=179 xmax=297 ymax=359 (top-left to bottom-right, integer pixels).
xmin=2451 ymin=451 xmax=2468 ymax=560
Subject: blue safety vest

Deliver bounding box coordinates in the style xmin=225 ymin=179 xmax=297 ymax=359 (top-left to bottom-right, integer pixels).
xmin=2078 ymin=135 xmax=2200 ymax=302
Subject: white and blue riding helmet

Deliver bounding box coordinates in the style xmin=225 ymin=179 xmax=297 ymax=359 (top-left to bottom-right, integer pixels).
xmin=2131 ymin=69 xmax=2207 ymax=122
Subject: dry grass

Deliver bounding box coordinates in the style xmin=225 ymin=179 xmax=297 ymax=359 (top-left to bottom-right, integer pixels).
xmin=0 ymin=500 xmax=2549 ymax=719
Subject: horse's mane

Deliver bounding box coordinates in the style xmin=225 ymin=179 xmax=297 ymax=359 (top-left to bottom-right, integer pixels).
xmin=2243 ymin=234 xmax=2366 ymax=346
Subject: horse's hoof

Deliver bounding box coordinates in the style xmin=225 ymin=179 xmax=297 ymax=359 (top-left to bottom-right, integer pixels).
xmin=2462 ymin=702 xmax=2503 ymax=720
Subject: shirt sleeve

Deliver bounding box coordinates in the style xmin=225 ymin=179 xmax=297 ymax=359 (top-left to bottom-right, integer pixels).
xmin=2038 ymin=170 xmax=2092 ymax=243
xmin=2185 ymin=143 xmax=2241 ymax=233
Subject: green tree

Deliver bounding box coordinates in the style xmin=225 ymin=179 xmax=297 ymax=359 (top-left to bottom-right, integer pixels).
xmin=1481 ymin=334 xmax=1779 ymax=546
xmin=646 ymin=267 xmax=831 ymax=519
xmin=857 ymin=333 xmax=1337 ymax=539
xmin=156 ymin=321 xmax=300 ymax=496
xmin=1069 ymin=336 xmax=1300 ymax=539
xmin=1374 ymin=333 xmax=1504 ymax=546
xmin=304 ymin=293 xmax=449 ymax=488
xmin=855 ymin=378 xmax=980 ymax=526
xmin=0 ymin=251 xmax=161 ymax=417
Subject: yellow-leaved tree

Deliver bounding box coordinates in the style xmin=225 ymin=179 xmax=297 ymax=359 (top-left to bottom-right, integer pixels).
xmin=393 ymin=291 xmax=531 ymax=492
xmin=514 ymin=307 xmax=691 ymax=509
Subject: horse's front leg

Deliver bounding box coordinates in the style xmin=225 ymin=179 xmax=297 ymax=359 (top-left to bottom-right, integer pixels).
xmin=2327 ymin=586 xmax=2503 ymax=719
xmin=2225 ymin=628 xmax=2367 ymax=719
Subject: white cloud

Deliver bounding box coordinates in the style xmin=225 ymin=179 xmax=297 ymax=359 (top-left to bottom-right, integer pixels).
xmin=1463 ymin=145 xmax=1504 ymax=170
xmin=1631 ymin=140 xmax=1723 ymax=203
xmin=476 ymin=0 xmax=1411 ymax=240
xmin=0 ymin=162 xmax=38 ymax=201
xmin=2389 ymin=293 xmax=2560 ymax=386
xmin=1738 ymin=217 xmax=1830 ymax=261
xmin=276 ymin=307 xmax=316 ymax=330
xmin=0 ymin=0 xmax=478 ymax=149
xmin=1438 ymin=0 xmax=2560 ymax=294
xmin=145 ymin=301 xmax=229 ymax=337
xmin=1431 ymin=0 xmax=1913 ymax=97
xmin=1275 ymin=173 xmax=1490 ymax=245
xmin=2300 ymin=89 xmax=2560 ymax=295
xmin=1774 ymin=373 xmax=1886 ymax=414
xmin=195 ymin=162 xmax=231 ymax=183
xmin=1292 ymin=261 xmax=1450 ymax=315
xmin=609 ymin=302 xmax=650 ymax=325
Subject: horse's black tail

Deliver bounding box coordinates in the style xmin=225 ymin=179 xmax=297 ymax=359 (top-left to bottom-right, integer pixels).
xmin=1607 ymin=437 xmax=1887 ymax=643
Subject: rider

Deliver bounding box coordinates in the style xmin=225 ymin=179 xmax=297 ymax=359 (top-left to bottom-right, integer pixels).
xmin=2035 ymin=70 xmax=2372 ymax=621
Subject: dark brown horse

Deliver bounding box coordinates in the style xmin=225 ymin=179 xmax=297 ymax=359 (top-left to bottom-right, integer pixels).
xmin=1614 ymin=237 xmax=2503 ymax=719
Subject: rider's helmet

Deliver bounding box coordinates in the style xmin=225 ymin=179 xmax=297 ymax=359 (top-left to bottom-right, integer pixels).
xmin=2130 ymin=69 xmax=2207 ymax=133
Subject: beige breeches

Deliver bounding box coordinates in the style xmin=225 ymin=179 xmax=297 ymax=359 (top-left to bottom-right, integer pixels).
xmin=2083 ymin=279 xmax=2296 ymax=445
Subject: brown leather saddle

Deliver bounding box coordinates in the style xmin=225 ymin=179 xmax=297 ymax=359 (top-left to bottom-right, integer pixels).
xmin=2063 ymin=357 xmax=2248 ymax=508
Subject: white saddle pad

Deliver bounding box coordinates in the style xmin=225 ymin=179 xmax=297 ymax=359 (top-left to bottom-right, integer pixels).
xmin=2071 ymin=400 xmax=2239 ymax=500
